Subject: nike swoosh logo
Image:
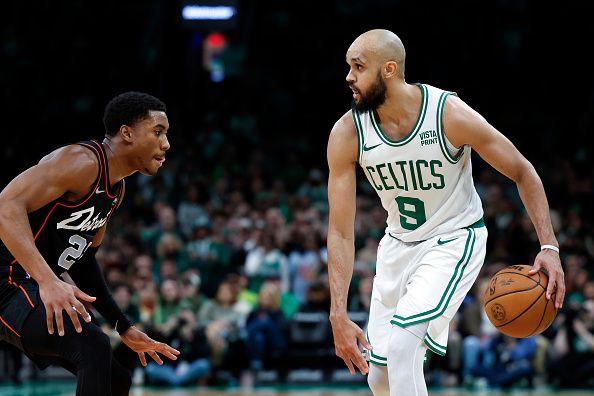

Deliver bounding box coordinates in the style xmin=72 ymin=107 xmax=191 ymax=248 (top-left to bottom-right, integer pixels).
xmin=437 ymin=237 xmax=458 ymax=245
xmin=95 ymin=187 xmax=105 ymax=194
xmin=363 ymin=143 xmax=382 ymax=151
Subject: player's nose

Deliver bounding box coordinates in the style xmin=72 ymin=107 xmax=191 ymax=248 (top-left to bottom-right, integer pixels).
xmin=161 ymin=135 xmax=170 ymax=151
xmin=346 ymin=69 xmax=355 ymax=84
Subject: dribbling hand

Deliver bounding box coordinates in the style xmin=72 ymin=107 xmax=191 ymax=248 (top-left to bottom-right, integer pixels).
xmin=39 ymin=278 xmax=96 ymax=336
xmin=330 ymin=314 xmax=372 ymax=375
xmin=529 ymin=249 xmax=565 ymax=309
xmin=120 ymin=326 xmax=181 ymax=366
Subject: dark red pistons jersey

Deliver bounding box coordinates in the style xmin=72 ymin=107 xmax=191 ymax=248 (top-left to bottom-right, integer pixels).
xmin=0 ymin=140 xmax=123 ymax=305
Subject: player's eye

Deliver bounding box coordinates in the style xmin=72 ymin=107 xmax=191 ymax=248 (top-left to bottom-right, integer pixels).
xmin=356 ymin=64 xmax=363 ymax=71
xmin=155 ymin=130 xmax=162 ymax=136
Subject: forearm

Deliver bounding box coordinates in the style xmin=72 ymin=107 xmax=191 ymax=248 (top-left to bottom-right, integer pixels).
xmin=0 ymin=201 xmax=58 ymax=284
xmin=68 ymin=248 xmax=132 ymax=333
xmin=515 ymin=164 xmax=558 ymax=247
xmin=328 ymin=231 xmax=355 ymax=318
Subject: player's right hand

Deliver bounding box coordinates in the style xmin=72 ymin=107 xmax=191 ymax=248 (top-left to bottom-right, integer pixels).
xmin=39 ymin=278 xmax=96 ymax=336
xmin=330 ymin=314 xmax=372 ymax=375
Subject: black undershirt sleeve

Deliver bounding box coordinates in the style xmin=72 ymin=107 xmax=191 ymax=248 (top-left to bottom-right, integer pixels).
xmin=67 ymin=246 xmax=133 ymax=334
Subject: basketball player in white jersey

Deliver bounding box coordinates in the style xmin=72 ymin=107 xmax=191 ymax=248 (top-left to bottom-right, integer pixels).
xmin=327 ymin=29 xmax=565 ymax=396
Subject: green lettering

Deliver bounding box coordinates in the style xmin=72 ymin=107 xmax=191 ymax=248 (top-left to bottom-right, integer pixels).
xmin=376 ymin=164 xmax=394 ymax=190
xmin=366 ymin=166 xmax=383 ymax=191
xmin=396 ymin=161 xmax=408 ymax=191
xmin=387 ymin=163 xmax=404 ymax=190
xmin=430 ymin=160 xmax=445 ymax=189
xmin=415 ymin=160 xmax=431 ymax=190
xmin=408 ymin=160 xmax=418 ymax=190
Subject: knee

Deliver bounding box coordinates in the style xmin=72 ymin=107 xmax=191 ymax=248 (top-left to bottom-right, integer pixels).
xmin=367 ymin=365 xmax=389 ymax=396
xmin=76 ymin=328 xmax=112 ymax=364
xmin=87 ymin=329 xmax=112 ymax=355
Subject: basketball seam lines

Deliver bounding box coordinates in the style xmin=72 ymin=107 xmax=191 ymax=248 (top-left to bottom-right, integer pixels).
xmin=527 ymin=294 xmax=555 ymax=337
xmin=484 ymin=283 xmax=541 ymax=305
xmin=495 ymin=288 xmax=546 ymax=329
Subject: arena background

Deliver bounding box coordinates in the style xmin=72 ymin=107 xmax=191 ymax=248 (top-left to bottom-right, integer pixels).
xmin=1 ymin=1 xmax=594 ymax=395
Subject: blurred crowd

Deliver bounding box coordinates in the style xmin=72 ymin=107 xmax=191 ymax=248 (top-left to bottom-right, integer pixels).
xmin=2 ymin=1 xmax=594 ymax=390
xmin=2 ymin=130 xmax=592 ymax=389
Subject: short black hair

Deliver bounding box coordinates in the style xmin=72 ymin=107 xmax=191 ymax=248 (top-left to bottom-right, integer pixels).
xmin=103 ymin=91 xmax=167 ymax=136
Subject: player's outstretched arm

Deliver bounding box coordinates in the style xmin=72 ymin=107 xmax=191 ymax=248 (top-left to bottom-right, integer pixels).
xmin=327 ymin=112 xmax=372 ymax=375
xmin=0 ymin=146 xmax=99 ymax=335
xmin=120 ymin=326 xmax=181 ymax=366
xmin=443 ymin=96 xmax=565 ymax=309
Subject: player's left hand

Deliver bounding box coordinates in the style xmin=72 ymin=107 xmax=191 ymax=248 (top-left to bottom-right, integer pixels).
xmin=120 ymin=326 xmax=180 ymax=366
xmin=529 ymin=249 xmax=565 ymax=309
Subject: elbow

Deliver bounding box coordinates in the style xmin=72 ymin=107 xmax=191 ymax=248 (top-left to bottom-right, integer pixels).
xmin=0 ymin=200 xmax=11 ymax=230
xmin=512 ymin=158 xmax=538 ymax=185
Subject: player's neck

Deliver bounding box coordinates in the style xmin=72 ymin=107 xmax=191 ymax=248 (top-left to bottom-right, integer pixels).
xmin=376 ymin=82 xmax=421 ymax=125
xmin=101 ymin=138 xmax=137 ymax=183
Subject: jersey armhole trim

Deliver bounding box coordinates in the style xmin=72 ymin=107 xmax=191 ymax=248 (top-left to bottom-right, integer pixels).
xmin=351 ymin=107 xmax=364 ymax=163
xmin=437 ymin=92 xmax=464 ymax=164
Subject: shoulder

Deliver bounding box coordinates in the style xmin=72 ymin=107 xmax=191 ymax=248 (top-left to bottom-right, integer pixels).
xmin=442 ymin=94 xmax=492 ymax=147
xmin=36 ymin=144 xmax=99 ymax=193
xmin=327 ymin=110 xmax=358 ymax=163
xmin=329 ymin=110 xmax=357 ymax=142
xmin=39 ymin=144 xmax=100 ymax=181
xmin=442 ymin=94 xmax=488 ymax=129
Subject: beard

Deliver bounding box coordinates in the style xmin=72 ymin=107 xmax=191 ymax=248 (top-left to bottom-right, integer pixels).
xmin=352 ymin=71 xmax=388 ymax=113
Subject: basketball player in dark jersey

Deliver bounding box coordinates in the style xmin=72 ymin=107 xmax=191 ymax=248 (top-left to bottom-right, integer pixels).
xmin=0 ymin=92 xmax=180 ymax=395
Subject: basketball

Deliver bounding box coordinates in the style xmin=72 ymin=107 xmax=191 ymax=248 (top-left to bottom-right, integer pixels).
xmin=483 ymin=264 xmax=557 ymax=338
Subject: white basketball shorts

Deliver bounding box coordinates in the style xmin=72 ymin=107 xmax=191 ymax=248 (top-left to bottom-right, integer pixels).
xmin=365 ymin=220 xmax=487 ymax=366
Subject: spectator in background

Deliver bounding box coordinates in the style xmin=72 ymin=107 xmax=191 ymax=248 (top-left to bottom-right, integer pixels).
xmin=297 ymin=168 xmax=328 ymax=214
xmin=158 ymin=258 xmax=179 ymax=283
xmin=225 ymin=272 xmax=257 ymax=319
xmin=102 ymin=282 xmax=141 ymax=371
xmin=177 ymin=183 xmax=209 ymax=239
xmin=551 ymin=299 xmax=594 ymax=388
xmin=145 ymin=308 xmax=211 ymax=387
xmin=154 ymin=279 xmax=186 ymax=337
xmin=180 ymin=270 xmax=207 ymax=313
xmin=130 ymin=254 xmax=156 ymax=299
xmin=299 ymin=281 xmax=331 ymax=314
xmin=245 ymin=281 xmax=287 ymax=372
xmin=354 ymin=237 xmax=378 ymax=277
xmin=198 ymin=281 xmax=244 ymax=366
xmin=142 ymin=205 xmax=184 ymax=254
xmin=186 ymin=219 xmax=232 ymax=295
xmin=288 ymin=234 xmax=323 ymax=304
xmin=470 ymin=334 xmax=537 ymax=388
xmin=461 ymin=276 xmax=499 ymax=386
xmin=349 ymin=275 xmax=373 ymax=313
xmin=136 ymin=281 xmax=159 ymax=327
xmin=244 ymin=232 xmax=289 ymax=293
xmin=155 ymin=232 xmax=191 ymax=274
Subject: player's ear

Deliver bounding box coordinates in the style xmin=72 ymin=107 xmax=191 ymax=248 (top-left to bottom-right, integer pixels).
xmin=384 ymin=61 xmax=398 ymax=79
xmin=120 ymin=125 xmax=133 ymax=142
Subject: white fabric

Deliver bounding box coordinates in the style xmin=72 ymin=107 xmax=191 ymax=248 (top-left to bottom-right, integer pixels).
xmin=354 ymin=84 xmax=484 ymax=242
xmin=365 ymin=226 xmax=487 ymax=361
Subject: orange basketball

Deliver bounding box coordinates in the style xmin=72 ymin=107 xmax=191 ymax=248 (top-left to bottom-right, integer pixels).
xmin=483 ymin=264 xmax=557 ymax=338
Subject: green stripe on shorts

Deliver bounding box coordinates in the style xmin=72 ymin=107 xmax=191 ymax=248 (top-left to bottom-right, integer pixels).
xmin=424 ymin=333 xmax=447 ymax=356
xmin=390 ymin=228 xmax=476 ymax=327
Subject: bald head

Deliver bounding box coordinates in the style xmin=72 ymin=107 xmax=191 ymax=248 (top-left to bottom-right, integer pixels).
xmin=347 ymin=29 xmax=406 ymax=78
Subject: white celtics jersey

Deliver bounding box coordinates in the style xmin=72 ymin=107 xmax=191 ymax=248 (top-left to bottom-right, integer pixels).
xmin=354 ymin=83 xmax=483 ymax=242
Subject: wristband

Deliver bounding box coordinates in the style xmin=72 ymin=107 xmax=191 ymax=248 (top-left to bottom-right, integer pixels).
xmin=541 ymin=244 xmax=559 ymax=253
